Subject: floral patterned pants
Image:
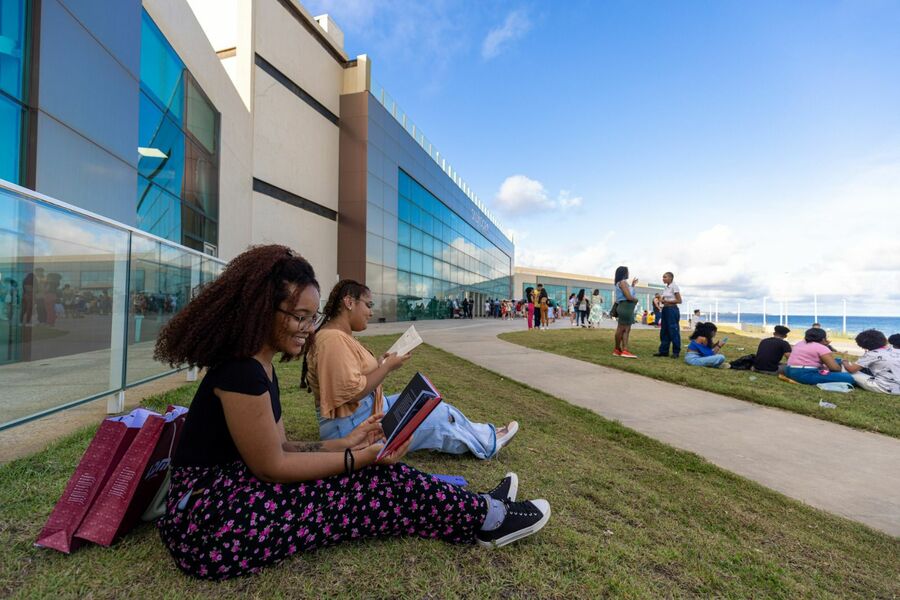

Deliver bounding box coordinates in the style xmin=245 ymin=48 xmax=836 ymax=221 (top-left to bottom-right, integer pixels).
xmin=158 ymin=461 xmax=488 ymax=580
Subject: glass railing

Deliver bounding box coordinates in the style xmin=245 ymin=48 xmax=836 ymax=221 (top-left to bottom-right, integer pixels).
xmin=0 ymin=180 xmax=226 ymax=430
xmin=370 ymin=79 xmax=509 ymax=242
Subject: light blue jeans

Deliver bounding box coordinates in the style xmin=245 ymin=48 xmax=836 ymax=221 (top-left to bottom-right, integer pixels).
xmin=685 ymin=352 xmax=726 ymax=368
xmin=318 ymin=392 xmax=497 ymax=459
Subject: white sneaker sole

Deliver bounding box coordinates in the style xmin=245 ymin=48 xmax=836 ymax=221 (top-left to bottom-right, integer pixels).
xmin=477 ymin=500 xmax=551 ymax=549
xmin=496 ymin=421 xmax=519 ymax=451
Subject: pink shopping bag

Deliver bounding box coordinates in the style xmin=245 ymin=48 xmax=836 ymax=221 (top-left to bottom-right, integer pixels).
xmin=74 ymin=406 xmax=187 ymax=547
xmin=35 ymin=408 xmax=156 ymax=553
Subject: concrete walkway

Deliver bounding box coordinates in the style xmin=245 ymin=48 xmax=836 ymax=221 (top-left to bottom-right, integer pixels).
xmin=360 ymin=318 xmax=900 ymax=537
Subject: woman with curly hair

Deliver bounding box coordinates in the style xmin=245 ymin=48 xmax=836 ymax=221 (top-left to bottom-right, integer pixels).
xmin=153 ymin=246 xmax=549 ymax=580
xmin=303 ymin=279 xmax=518 ymax=460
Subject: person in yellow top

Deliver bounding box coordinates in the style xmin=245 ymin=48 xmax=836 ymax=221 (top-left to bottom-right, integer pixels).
xmin=304 ymin=280 xmax=518 ymax=459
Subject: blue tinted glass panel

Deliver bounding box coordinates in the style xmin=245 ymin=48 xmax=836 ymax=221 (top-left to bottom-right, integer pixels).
xmin=398 ymin=221 xmax=410 ymax=246
xmin=138 ymin=92 xmax=185 ymax=198
xmin=186 ymin=76 xmax=216 ymax=153
xmin=0 ymin=94 xmax=22 ymax=183
xmin=0 ymin=0 xmax=27 ymax=100
xmin=397 ymin=246 xmax=410 ymax=271
xmin=410 ymin=227 xmax=423 ymax=251
xmin=141 ymin=11 xmax=185 ymax=121
xmin=398 ymin=197 xmax=410 ymax=223
xmin=137 ymin=177 xmax=182 ymax=242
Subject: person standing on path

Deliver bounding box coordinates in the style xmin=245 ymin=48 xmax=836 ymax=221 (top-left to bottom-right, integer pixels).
xmin=576 ymin=289 xmax=589 ymax=327
xmin=653 ymin=272 xmax=682 ymax=358
xmin=568 ymin=293 xmax=576 ymax=326
xmin=525 ymin=287 xmax=535 ymax=330
xmin=539 ymin=286 xmax=550 ymax=330
xmin=588 ymin=289 xmax=603 ymax=327
xmin=613 ymin=266 xmax=639 ymax=358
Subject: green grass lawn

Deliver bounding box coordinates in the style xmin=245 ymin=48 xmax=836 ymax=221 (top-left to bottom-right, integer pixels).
xmin=499 ymin=328 xmax=900 ymax=439
xmin=2 ymin=335 xmax=898 ymax=598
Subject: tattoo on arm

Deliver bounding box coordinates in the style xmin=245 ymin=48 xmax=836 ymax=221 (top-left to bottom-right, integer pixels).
xmin=284 ymin=441 xmax=324 ymax=453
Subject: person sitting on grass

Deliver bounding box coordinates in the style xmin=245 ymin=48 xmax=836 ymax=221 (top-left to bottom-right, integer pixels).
xmin=752 ymin=325 xmax=792 ymax=374
xmin=684 ymin=322 xmax=730 ymax=369
xmin=782 ymin=327 xmax=855 ymax=386
xmin=153 ymin=245 xmax=550 ymax=581
xmin=889 ymin=333 xmax=900 ymax=350
xmin=303 ymin=279 xmax=518 ymax=460
xmin=842 ymin=329 xmax=900 ymax=394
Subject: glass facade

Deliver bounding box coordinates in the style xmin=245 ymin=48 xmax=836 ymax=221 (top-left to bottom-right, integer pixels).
xmin=367 ymin=169 xmax=511 ymax=321
xmin=138 ymin=11 xmax=219 ymax=253
xmin=0 ymin=183 xmax=224 ymax=429
xmin=0 ymin=0 xmax=30 ymax=183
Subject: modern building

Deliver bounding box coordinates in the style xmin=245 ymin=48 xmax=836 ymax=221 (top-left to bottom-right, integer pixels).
xmin=0 ymin=0 xmax=514 ymax=428
xmin=514 ymin=266 xmax=664 ymax=314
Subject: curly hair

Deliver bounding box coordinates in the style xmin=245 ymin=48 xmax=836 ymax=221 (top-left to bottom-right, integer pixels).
xmin=889 ymin=333 xmax=900 ymax=349
xmin=300 ymin=279 xmax=370 ymax=391
xmin=855 ymin=329 xmax=887 ymax=351
xmin=154 ymin=245 xmax=318 ymax=369
xmin=689 ymin=321 xmax=717 ymax=342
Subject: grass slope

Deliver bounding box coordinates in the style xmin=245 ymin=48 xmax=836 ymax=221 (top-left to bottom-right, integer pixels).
xmin=499 ymin=328 xmax=900 ymax=438
xmin=1 ymin=336 xmax=897 ymax=598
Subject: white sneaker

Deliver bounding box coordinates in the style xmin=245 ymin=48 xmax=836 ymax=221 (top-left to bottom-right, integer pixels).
xmin=475 ymin=499 xmax=551 ymax=548
xmin=496 ymin=421 xmax=519 ymax=451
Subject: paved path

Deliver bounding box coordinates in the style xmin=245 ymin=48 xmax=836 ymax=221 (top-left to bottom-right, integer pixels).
xmin=361 ymin=318 xmax=900 ymax=537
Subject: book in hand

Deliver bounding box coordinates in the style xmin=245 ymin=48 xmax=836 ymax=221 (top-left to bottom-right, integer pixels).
xmin=385 ymin=325 xmax=423 ymax=357
xmin=376 ymin=372 xmax=442 ymax=462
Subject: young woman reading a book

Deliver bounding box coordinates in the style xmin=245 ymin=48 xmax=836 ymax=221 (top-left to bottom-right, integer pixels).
xmin=153 ymin=246 xmax=550 ymax=580
xmin=302 ymin=280 xmax=517 ymax=459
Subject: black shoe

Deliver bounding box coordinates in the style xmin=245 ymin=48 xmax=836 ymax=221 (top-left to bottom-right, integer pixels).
xmin=476 ymin=499 xmax=551 ymax=548
xmin=652 ymin=353 xmax=668 ymax=357
xmin=485 ymin=472 xmax=518 ymax=502
xmin=671 ymin=354 xmax=680 ymax=359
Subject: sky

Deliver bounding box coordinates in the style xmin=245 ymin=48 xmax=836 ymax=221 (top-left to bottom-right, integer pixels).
xmin=305 ymin=0 xmax=900 ymax=316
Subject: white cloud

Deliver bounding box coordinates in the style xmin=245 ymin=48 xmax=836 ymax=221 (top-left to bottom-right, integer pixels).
xmin=481 ymin=9 xmax=532 ymax=60
xmin=494 ymin=175 xmax=583 ymax=215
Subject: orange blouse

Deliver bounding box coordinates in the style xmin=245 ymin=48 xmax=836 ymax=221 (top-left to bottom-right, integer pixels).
xmin=307 ymin=328 xmax=384 ymax=419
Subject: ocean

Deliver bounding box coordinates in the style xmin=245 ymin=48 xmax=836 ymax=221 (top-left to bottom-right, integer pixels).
xmin=702 ymin=313 xmax=900 ymax=336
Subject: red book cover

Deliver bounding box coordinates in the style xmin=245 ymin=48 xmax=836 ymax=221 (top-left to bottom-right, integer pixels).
xmin=377 ymin=373 xmax=442 ymax=461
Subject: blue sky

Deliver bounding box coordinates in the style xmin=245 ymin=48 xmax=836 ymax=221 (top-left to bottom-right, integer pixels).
xmin=305 ymin=0 xmax=900 ymax=316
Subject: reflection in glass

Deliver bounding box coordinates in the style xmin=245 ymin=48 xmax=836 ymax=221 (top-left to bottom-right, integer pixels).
xmin=0 ymin=188 xmax=129 ymax=426
xmin=127 ymin=233 xmax=193 ymax=384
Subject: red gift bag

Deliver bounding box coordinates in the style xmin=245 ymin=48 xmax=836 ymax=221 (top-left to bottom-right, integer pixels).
xmin=74 ymin=406 xmax=187 ymax=547
xmin=34 ymin=408 xmax=156 ymax=553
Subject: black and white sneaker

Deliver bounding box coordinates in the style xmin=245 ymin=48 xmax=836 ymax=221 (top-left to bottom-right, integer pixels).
xmin=476 ymin=499 xmax=551 ymax=548
xmin=485 ymin=472 xmax=518 ymax=502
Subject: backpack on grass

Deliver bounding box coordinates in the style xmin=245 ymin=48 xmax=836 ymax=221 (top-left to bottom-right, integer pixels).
xmin=729 ymin=354 xmax=756 ymax=370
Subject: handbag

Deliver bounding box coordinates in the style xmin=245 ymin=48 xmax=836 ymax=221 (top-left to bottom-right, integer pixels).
xmin=610 ymin=302 xmax=619 ymax=318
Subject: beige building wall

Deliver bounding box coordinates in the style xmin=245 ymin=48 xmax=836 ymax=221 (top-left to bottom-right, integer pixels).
xmin=252 ymin=67 xmax=340 ymax=212
xmin=250 ymin=192 xmax=338 ymax=287
xmin=172 ymin=0 xmax=348 ymax=280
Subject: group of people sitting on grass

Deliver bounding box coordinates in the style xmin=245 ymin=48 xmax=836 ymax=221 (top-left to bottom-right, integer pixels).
xmin=680 ymin=320 xmax=900 ymax=394
xmin=151 ymin=245 xmax=549 ymax=581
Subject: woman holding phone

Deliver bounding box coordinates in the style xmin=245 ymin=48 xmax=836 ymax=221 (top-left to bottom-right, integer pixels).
xmin=685 ymin=322 xmax=730 ymax=368
xmin=613 ymin=266 xmax=640 ymax=358
xmin=303 ymin=280 xmax=518 ymax=459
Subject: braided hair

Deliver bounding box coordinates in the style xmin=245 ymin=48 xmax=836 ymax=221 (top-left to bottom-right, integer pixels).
xmin=300 ymin=279 xmax=371 ymax=391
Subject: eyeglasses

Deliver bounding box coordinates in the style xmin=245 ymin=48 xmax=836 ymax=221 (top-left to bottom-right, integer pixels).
xmin=277 ymin=308 xmax=325 ymax=329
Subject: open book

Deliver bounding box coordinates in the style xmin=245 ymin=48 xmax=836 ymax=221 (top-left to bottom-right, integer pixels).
xmin=376 ymin=372 xmax=442 ymax=461
xmin=385 ymin=325 xmax=423 ymax=357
